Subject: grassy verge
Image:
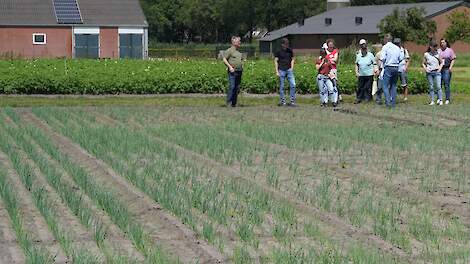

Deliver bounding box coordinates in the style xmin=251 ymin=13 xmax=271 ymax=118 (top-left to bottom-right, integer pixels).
xmin=2 ymin=93 xmax=470 ymax=107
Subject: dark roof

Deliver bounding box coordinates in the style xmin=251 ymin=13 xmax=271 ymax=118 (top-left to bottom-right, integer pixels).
xmin=0 ymin=0 xmax=148 ymax=27
xmin=260 ymin=1 xmax=465 ymax=41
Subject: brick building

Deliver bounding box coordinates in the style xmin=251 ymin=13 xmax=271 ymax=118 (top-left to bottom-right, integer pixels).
xmin=0 ymin=0 xmax=148 ymax=59
xmin=259 ymin=1 xmax=470 ymax=54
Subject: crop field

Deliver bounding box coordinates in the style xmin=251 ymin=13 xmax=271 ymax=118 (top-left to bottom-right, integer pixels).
xmin=0 ymin=103 xmax=470 ymax=263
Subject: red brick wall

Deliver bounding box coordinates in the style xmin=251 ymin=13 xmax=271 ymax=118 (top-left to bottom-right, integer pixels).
xmin=406 ymin=5 xmax=470 ymax=54
xmin=0 ymin=27 xmax=72 ymax=58
xmin=100 ymin=27 xmax=119 ymax=59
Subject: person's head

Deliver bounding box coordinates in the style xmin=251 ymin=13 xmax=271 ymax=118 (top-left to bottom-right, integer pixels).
xmin=281 ymin=38 xmax=289 ymax=50
xmin=383 ymin=33 xmax=392 ymax=44
xmin=359 ymin=39 xmax=367 ymax=51
xmin=231 ymin=36 xmax=241 ymax=48
xmin=440 ymin=38 xmax=450 ymax=49
xmin=326 ymin=39 xmax=335 ymax=51
xmin=427 ymin=39 xmax=438 ymax=53
xmin=393 ymin=38 xmax=401 ymax=47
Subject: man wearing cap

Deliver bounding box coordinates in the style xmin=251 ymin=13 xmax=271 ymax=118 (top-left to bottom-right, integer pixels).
xmin=355 ymin=39 xmax=376 ymax=103
xmin=380 ymin=33 xmax=404 ymax=108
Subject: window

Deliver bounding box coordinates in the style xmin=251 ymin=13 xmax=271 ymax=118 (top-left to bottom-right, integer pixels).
xmin=33 ymin=33 xmax=46 ymax=45
xmin=325 ymin=18 xmax=332 ymax=26
xmin=355 ymin=17 xmax=363 ymax=25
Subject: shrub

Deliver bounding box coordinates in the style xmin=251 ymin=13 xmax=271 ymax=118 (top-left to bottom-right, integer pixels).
xmin=0 ymin=58 xmax=428 ymax=95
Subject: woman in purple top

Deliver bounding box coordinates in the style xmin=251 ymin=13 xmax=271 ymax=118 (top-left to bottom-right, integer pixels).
xmin=438 ymin=39 xmax=456 ymax=104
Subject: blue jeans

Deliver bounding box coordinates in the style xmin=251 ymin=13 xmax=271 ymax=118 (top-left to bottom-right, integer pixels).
xmin=376 ymin=77 xmax=383 ymax=103
xmin=317 ymin=75 xmax=338 ymax=103
xmin=227 ymin=71 xmax=242 ymax=106
xmin=441 ymin=69 xmax=452 ymax=101
xmin=427 ymin=71 xmax=442 ymax=102
xmin=279 ymin=69 xmax=296 ymax=104
xmin=382 ymin=66 xmax=399 ymax=107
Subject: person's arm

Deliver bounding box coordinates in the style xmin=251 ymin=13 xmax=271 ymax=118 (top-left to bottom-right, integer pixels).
xmin=331 ymin=52 xmax=338 ymax=65
xmin=274 ymin=57 xmax=279 ymax=76
xmin=222 ymin=49 xmax=235 ymax=73
xmin=405 ymin=51 xmax=410 ymax=72
xmin=291 ymin=57 xmax=295 ymax=70
xmin=315 ymin=58 xmax=323 ymax=71
xmin=450 ymin=58 xmax=456 ymax=72
xmin=438 ymin=56 xmax=444 ymax=72
xmin=449 ymin=50 xmax=456 ymax=72
xmin=355 ymin=54 xmax=360 ymax=76
xmin=422 ymin=55 xmax=428 ymax=73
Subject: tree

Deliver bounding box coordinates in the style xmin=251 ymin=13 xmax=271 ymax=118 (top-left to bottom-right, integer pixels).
xmin=378 ymin=7 xmax=436 ymax=45
xmin=444 ymin=11 xmax=470 ymax=44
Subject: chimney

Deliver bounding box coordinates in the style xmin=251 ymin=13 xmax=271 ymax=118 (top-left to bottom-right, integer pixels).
xmin=327 ymin=0 xmax=351 ymax=11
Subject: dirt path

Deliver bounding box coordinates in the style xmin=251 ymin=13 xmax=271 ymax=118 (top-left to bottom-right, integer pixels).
xmin=21 ymin=110 xmax=226 ymax=264
xmin=0 ymin=150 xmax=68 ymax=264
xmin=0 ymin=200 xmax=25 ymax=264
xmin=334 ymin=106 xmax=460 ymax=128
xmin=95 ymin=113 xmax=411 ymax=261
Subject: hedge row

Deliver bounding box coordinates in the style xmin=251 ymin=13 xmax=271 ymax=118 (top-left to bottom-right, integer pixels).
xmin=0 ymin=59 xmax=429 ymax=95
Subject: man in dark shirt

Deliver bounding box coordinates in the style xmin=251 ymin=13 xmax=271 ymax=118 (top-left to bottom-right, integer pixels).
xmin=274 ymin=38 xmax=297 ymax=106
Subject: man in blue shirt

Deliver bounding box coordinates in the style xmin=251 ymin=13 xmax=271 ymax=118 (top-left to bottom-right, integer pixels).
xmin=379 ymin=34 xmax=404 ymax=107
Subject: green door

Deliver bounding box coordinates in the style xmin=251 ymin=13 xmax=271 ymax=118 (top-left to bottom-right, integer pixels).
xmin=75 ymin=34 xmax=99 ymax=58
xmin=120 ymin=34 xmax=143 ymax=59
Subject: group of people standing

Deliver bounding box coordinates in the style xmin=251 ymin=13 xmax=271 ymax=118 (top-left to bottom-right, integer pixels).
xmin=222 ymin=34 xmax=456 ymax=108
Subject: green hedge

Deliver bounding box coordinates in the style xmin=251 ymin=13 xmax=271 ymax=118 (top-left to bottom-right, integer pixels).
xmin=0 ymin=59 xmax=429 ymax=95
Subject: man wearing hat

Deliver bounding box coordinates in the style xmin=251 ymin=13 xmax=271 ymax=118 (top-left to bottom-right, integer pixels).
xmin=354 ymin=39 xmax=376 ymax=103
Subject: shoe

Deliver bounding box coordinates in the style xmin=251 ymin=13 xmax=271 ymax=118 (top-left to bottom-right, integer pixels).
xmin=287 ymin=102 xmax=298 ymax=107
xmin=320 ymin=102 xmax=327 ymax=107
xmin=332 ymin=102 xmax=338 ymax=108
xmin=354 ymin=100 xmax=361 ymax=104
xmin=445 ymin=100 xmax=450 ymax=105
xmin=404 ymin=97 xmax=408 ymax=101
xmin=278 ymin=102 xmax=286 ymax=107
xmin=437 ymin=99 xmax=443 ymax=106
xmin=429 ymin=101 xmax=435 ymax=106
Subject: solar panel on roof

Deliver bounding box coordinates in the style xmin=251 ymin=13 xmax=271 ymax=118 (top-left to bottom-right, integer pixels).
xmin=53 ymin=0 xmax=83 ymax=24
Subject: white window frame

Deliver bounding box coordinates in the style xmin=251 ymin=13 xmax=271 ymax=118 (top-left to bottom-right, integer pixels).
xmin=33 ymin=33 xmax=47 ymax=45
xmin=73 ymin=27 xmax=100 ymax=34
xmin=118 ymin=28 xmax=144 ymax=34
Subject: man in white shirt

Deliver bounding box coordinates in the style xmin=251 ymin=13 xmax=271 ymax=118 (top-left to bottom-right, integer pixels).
xmin=380 ymin=33 xmax=404 ymax=108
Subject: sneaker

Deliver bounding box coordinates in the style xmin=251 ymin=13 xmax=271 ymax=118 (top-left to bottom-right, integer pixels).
xmin=445 ymin=100 xmax=450 ymax=105
xmin=278 ymin=102 xmax=286 ymax=107
xmin=437 ymin=100 xmax=443 ymax=106
xmin=354 ymin=100 xmax=362 ymax=104
xmin=287 ymin=102 xmax=298 ymax=107
xmin=404 ymin=97 xmax=408 ymax=101
xmin=320 ymin=102 xmax=327 ymax=107
xmin=429 ymin=101 xmax=435 ymax=106
xmin=332 ymin=102 xmax=338 ymax=108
